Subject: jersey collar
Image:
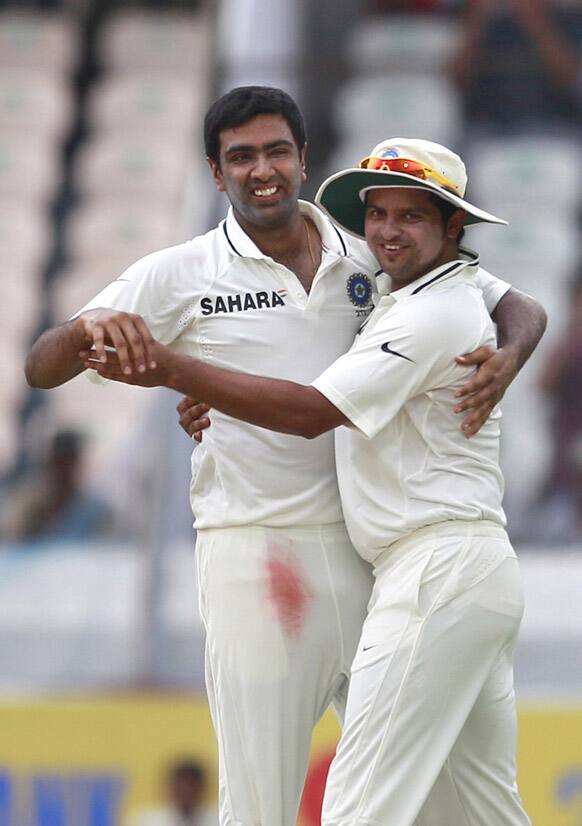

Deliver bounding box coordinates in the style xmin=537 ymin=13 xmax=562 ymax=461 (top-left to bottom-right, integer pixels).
xmin=221 ymin=200 xmax=349 ymax=260
xmin=387 ymin=247 xmax=480 ymax=303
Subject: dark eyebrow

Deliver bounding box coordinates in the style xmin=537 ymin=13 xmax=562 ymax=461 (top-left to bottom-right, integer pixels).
xmin=224 ymin=139 xmax=295 ymax=156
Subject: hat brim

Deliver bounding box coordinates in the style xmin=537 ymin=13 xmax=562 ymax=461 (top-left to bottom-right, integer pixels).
xmin=315 ymin=168 xmax=507 ymax=240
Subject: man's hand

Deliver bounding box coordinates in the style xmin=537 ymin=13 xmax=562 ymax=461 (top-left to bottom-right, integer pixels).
xmin=177 ymin=398 xmax=211 ymax=443
xmin=77 ymin=308 xmax=157 ymax=376
xmin=80 ymin=339 xmax=171 ymax=386
xmin=454 ymin=346 xmax=519 ymax=438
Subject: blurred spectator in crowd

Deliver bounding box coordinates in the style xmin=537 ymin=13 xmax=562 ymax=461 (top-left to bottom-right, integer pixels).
xmin=0 ymin=429 xmax=111 ymax=544
xmin=450 ymin=0 xmax=582 ymax=133
xmin=129 ymin=759 xmax=216 ymax=826
xmin=535 ymin=269 xmax=582 ymax=544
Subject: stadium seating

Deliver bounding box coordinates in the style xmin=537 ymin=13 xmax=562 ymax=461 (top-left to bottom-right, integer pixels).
xmin=87 ymin=74 xmax=204 ymax=136
xmin=333 ymin=74 xmax=461 ymax=149
xmin=346 ymin=15 xmax=460 ymax=75
xmin=0 ymin=204 xmax=51 ymax=272
xmin=469 ymin=135 xmax=582 ymax=216
xmin=0 ymin=11 xmax=77 ymax=74
xmin=99 ymin=8 xmax=211 ymax=75
xmin=66 ymin=200 xmax=178 ymax=270
xmin=0 ymin=69 xmax=72 ymax=143
xmin=0 ymin=133 xmax=62 ymax=204
xmin=73 ymin=134 xmax=192 ymax=201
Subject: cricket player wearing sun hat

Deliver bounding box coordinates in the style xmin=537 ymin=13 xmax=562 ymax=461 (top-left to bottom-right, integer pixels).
xmin=73 ymin=133 xmax=537 ymax=826
xmin=310 ymin=138 xmax=533 ymax=825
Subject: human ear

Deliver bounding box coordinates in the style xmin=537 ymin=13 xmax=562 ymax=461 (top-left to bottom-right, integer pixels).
xmin=207 ymin=157 xmax=226 ymax=192
xmin=300 ymin=143 xmax=308 ymax=182
xmin=448 ymin=209 xmax=466 ymax=239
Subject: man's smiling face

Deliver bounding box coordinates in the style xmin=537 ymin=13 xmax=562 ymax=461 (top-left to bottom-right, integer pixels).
xmin=208 ymin=113 xmax=307 ymax=231
xmin=364 ymin=188 xmax=465 ymax=290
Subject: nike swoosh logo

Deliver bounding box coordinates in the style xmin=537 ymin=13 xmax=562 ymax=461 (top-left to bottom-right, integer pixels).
xmin=381 ymin=342 xmax=415 ymax=362
xmin=362 ymin=644 xmax=378 ymax=652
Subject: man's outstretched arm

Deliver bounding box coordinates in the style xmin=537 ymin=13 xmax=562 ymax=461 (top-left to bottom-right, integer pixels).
xmin=454 ymin=287 xmax=547 ymax=436
xmin=25 ymin=310 xmax=157 ymax=389
xmin=82 ymin=347 xmax=347 ymax=439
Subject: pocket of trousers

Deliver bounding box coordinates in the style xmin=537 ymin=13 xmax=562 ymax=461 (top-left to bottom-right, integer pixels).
xmin=431 ymin=537 xmax=519 ymax=615
xmin=351 ymin=538 xmax=440 ymax=672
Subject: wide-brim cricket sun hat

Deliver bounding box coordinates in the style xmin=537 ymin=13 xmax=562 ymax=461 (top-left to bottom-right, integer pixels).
xmin=315 ymin=138 xmax=507 ymax=239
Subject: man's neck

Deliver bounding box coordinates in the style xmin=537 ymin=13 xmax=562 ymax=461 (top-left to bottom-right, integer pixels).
xmin=390 ymin=244 xmax=461 ymax=293
xmin=234 ymin=207 xmax=306 ymax=262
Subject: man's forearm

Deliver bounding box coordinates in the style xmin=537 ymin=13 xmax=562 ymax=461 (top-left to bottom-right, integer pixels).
xmin=492 ymin=287 xmax=547 ymax=371
xmin=25 ymin=319 xmax=88 ymax=389
xmin=165 ymin=354 xmax=345 ymax=439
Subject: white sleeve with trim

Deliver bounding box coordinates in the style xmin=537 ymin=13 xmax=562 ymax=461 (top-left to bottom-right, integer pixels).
xmin=312 ymin=294 xmax=485 ymax=439
xmin=475 ymin=267 xmax=511 ymax=314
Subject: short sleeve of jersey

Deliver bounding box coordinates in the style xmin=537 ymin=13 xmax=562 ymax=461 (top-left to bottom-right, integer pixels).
xmin=74 ymin=241 xmax=207 ymax=345
xmin=312 ymin=294 xmax=483 ymax=440
xmin=475 ymin=267 xmax=511 ymax=314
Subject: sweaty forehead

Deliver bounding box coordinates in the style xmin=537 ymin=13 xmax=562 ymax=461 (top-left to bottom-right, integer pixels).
xmin=219 ymin=114 xmax=294 ymax=155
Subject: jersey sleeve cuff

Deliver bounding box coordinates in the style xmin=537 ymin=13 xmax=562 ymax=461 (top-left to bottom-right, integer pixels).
xmin=311 ymin=378 xmax=375 ymax=439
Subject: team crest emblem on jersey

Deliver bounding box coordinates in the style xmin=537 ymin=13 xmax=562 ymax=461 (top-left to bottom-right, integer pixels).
xmin=347 ymin=273 xmax=373 ymax=313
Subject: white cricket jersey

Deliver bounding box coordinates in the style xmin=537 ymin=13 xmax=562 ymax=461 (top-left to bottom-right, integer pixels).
xmin=78 ymin=207 xmax=510 ymax=530
xmin=312 ymin=250 xmax=507 ymax=562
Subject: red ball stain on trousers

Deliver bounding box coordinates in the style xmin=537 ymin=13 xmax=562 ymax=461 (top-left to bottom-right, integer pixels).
xmin=264 ymin=543 xmax=313 ymax=638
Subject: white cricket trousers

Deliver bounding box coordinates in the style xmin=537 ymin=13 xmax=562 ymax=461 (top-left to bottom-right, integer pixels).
xmin=195 ymin=523 xmax=374 ymax=826
xmin=322 ymin=520 xmax=531 ymax=826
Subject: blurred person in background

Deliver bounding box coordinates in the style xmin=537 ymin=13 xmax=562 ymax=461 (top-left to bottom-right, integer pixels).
xmin=25 ymin=86 xmax=546 ymax=826
xmin=450 ymin=0 xmax=582 ymax=133
xmin=129 ymin=759 xmax=216 ymax=826
xmin=0 ymin=428 xmax=112 ymax=544
xmin=535 ymin=268 xmax=582 ymax=544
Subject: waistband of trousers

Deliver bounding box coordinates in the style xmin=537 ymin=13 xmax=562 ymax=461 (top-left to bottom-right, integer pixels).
xmin=386 ymin=519 xmax=509 ymax=557
xmin=196 ymin=521 xmax=349 ymax=539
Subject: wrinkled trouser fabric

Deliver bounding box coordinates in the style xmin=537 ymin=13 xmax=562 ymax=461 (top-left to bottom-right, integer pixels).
xmin=196 ymin=523 xmax=374 ymax=826
xmin=322 ymin=520 xmax=531 ymax=826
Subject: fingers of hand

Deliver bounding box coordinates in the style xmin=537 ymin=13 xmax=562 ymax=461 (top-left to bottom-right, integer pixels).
xmin=460 ymin=401 xmax=494 ymax=438
xmin=118 ymin=316 xmax=152 ymax=374
xmin=187 ymin=417 xmax=211 ymax=438
xmin=134 ymin=315 xmax=157 ymax=370
xmin=455 ymin=362 xmax=500 ymax=398
xmin=454 ymin=386 xmax=501 ymax=413
xmin=455 ymin=346 xmax=495 ymax=368
xmin=88 ymin=321 xmax=107 ymax=364
xmin=83 ymin=356 xmax=127 ymax=380
xmin=178 ymin=403 xmax=211 ymax=437
xmin=176 ymin=396 xmax=198 ymax=415
xmin=83 ymin=312 xmax=154 ymax=375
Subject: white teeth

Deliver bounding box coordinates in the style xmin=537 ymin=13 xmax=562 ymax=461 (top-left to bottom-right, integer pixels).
xmin=384 ymin=245 xmax=401 ymax=250
xmin=254 ymin=186 xmax=278 ymax=197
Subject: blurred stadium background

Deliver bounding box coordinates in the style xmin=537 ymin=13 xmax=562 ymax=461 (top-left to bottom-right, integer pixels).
xmin=0 ymin=0 xmax=581 ymax=823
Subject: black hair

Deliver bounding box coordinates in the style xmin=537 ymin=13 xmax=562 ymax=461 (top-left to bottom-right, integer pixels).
xmin=204 ymin=86 xmax=306 ymax=165
xmin=169 ymin=759 xmax=206 ymax=786
xmin=429 ymin=193 xmax=465 ymax=244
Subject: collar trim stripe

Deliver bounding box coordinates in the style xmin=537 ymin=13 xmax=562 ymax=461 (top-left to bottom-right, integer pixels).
xmin=222 ymin=220 xmax=242 ymax=257
xmin=331 ymin=224 xmax=348 ymax=257
xmin=411 ymin=259 xmax=470 ymax=295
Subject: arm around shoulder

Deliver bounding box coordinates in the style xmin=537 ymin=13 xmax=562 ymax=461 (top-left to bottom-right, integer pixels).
xmin=492 ymin=286 xmax=547 ymax=372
